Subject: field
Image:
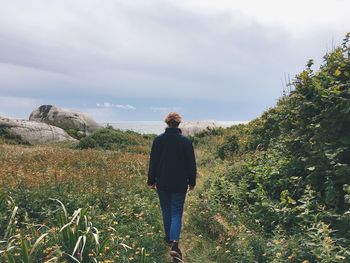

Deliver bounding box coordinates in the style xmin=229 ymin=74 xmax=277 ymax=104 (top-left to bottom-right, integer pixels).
xmin=0 ymin=141 xmax=168 ymax=262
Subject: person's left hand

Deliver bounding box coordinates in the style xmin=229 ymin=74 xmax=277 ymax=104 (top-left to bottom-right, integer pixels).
xmin=149 ymin=184 xmax=157 ymax=190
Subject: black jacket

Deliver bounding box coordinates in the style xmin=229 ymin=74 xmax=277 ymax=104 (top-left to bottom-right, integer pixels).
xmin=147 ymin=127 xmax=197 ymax=193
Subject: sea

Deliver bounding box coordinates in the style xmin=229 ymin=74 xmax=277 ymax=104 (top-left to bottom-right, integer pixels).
xmin=99 ymin=121 xmax=248 ymax=135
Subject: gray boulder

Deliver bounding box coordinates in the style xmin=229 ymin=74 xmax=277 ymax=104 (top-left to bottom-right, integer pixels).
xmin=0 ymin=116 xmax=77 ymax=144
xmin=29 ymin=105 xmax=102 ymax=135
xmin=179 ymin=121 xmax=219 ymax=136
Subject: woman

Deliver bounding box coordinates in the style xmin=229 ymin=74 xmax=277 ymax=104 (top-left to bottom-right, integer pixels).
xmin=147 ymin=112 xmax=197 ymax=261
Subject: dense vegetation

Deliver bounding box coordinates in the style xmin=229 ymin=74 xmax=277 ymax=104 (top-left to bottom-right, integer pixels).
xmin=0 ymin=136 xmax=166 ymax=262
xmin=186 ymin=33 xmax=350 ymax=262
xmin=76 ymin=126 xmax=154 ymax=153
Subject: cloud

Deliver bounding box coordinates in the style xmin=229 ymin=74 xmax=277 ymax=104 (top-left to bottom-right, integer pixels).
xmin=168 ymin=0 xmax=349 ymax=36
xmin=0 ymin=0 xmax=349 ymax=120
xmin=96 ymin=102 xmax=136 ymax=110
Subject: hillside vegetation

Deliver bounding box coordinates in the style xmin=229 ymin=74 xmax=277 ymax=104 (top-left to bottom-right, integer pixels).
xmin=185 ymin=33 xmax=350 ymax=262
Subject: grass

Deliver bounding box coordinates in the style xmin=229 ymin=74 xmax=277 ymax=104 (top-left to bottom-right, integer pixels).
xmin=0 ymin=129 xmax=219 ymax=263
xmin=3 ymin=114 xmax=348 ymax=262
xmin=0 ymin=141 xmax=169 ymax=262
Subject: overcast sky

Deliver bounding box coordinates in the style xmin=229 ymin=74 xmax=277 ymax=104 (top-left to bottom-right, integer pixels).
xmin=0 ymin=0 xmax=349 ymax=122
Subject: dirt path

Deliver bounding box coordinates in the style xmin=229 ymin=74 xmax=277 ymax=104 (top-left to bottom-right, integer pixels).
xmin=163 ymin=167 xmax=209 ymax=263
xmin=163 ymin=177 xmax=201 ymax=262
xmin=163 ymin=148 xmax=212 ymax=263
xmin=179 ymin=170 xmax=205 ymax=263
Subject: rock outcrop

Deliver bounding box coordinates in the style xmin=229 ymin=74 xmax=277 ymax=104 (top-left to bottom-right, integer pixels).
xmin=179 ymin=121 xmax=219 ymax=136
xmin=29 ymin=105 xmax=102 ymax=135
xmin=0 ymin=116 xmax=77 ymax=144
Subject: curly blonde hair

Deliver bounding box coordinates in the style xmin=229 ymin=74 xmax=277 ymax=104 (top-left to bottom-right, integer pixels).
xmin=164 ymin=112 xmax=182 ymax=128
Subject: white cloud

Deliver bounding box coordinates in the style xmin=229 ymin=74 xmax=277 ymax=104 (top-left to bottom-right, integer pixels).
xmin=168 ymin=0 xmax=349 ymax=36
xmin=96 ymin=102 xmax=136 ymax=110
xmin=0 ymin=0 xmax=348 ymax=120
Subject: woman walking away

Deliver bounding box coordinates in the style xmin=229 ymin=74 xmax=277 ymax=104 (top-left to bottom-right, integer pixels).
xmin=147 ymin=112 xmax=197 ymax=261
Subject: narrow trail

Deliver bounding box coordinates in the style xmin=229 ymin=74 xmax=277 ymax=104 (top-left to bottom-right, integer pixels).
xmin=180 ymin=169 xmax=207 ymax=263
xmin=163 ymin=168 xmax=207 ymax=263
xmin=163 ymin=148 xmax=212 ymax=263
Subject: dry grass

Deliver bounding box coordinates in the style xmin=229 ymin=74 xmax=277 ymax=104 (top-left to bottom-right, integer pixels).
xmin=0 ymin=144 xmax=148 ymax=190
xmin=0 ymin=143 xmax=168 ymax=262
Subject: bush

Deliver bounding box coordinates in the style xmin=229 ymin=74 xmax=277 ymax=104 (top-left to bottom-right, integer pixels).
xmin=66 ymin=128 xmax=86 ymax=140
xmin=218 ymin=135 xmax=239 ymax=160
xmin=76 ymin=127 xmax=148 ymax=150
xmin=0 ymin=127 xmax=28 ymax=145
xmin=188 ymin=33 xmax=350 ymax=262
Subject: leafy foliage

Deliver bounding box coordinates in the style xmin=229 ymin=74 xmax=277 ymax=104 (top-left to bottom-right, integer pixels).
xmin=0 ymin=127 xmax=28 ymax=145
xmin=217 ymin=134 xmax=239 ymax=160
xmin=188 ymin=33 xmax=350 ymax=262
xmin=66 ymin=128 xmax=86 ymax=140
xmin=77 ymin=127 xmax=149 ymax=152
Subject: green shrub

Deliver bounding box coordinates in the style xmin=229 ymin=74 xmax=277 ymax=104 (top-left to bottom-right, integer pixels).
xmin=76 ymin=127 xmax=147 ymax=150
xmin=188 ymin=33 xmax=350 ymax=262
xmin=217 ymin=134 xmax=239 ymax=160
xmin=0 ymin=127 xmax=28 ymax=145
xmin=66 ymin=128 xmax=86 ymax=140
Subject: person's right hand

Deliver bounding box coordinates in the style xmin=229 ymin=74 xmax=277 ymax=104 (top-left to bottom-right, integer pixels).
xmin=188 ymin=185 xmax=195 ymax=191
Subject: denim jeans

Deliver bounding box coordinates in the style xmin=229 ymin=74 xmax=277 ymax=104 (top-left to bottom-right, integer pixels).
xmin=157 ymin=189 xmax=187 ymax=241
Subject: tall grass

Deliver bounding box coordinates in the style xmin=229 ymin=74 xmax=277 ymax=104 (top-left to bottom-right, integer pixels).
xmin=0 ymin=141 xmax=166 ymax=262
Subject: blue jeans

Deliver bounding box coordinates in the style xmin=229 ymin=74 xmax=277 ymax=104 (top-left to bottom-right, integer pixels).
xmin=157 ymin=189 xmax=187 ymax=241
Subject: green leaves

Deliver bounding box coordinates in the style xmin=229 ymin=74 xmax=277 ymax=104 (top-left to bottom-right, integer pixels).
xmin=20 ymin=238 xmax=30 ymax=263
xmin=3 ymin=206 xmax=18 ymax=240
xmin=188 ymin=32 xmax=350 ymax=262
xmin=1 ymin=231 xmax=48 ymax=263
xmin=77 ymin=127 xmax=147 ymax=150
xmin=280 ymin=190 xmax=297 ymax=206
